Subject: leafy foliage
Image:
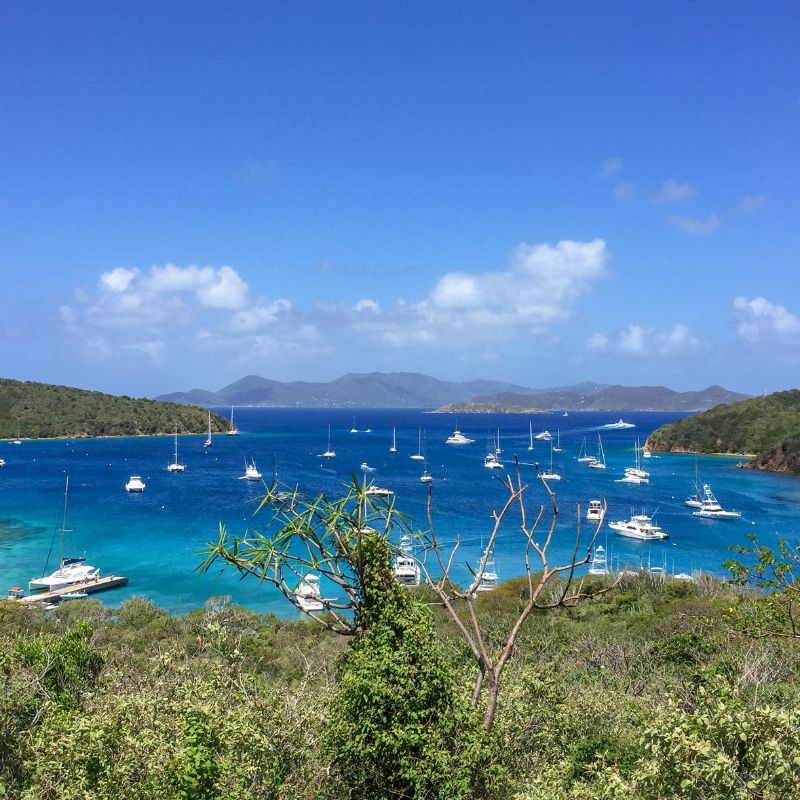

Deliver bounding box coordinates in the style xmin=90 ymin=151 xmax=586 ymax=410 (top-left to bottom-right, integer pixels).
xmin=646 ymin=389 xmax=800 ymax=472
xmin=0 ymin=377 xmax=228 ymax=439
xmin=324 ymin=530 xmax=493 ymax=799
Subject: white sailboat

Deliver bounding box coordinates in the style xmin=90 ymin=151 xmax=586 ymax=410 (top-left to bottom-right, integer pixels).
xmin=167 ymin=428 xmax=185 ymax=472
xmin=577 ymin=437 xmax=594 ymax=463
xmin=420 ymin=457 xmax=433 ymax=484
xmin=390 ymin=426 xmax=397 ymax=453
xmin=410 ymin=427 xmax=425 ymax=461
xmin=540 ymin=439 xmax=561 ymax=482
xmin=552 ymin=430 xmax=562 ymax=453
xmin=29 ymin=477 xmax=100 ymax=592
xmin=528 ymin=420 xmax=534 ymax=451
xmin=588 ymin=433 xmax=607 ymax=469
xmin=226 ymin=406 xmax=240 ymax=436
xmin=616 ymin=439 xmax=649 ymax=484
xmin=203 ymin=410 xmax=212 ymax=448
xmin=320 ymin=424 xmax=336 ymax=458
xmin=484 ymin=433 xmax=504 ymax=469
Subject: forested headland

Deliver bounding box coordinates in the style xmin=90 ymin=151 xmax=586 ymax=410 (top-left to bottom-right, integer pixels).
xmin=0 ymin=378 xmax=228 ymax=439
xmin=646 ymin=389 xmax=800 ymax=474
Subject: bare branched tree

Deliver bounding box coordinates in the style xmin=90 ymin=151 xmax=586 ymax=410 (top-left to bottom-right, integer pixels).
xmin=416 ymin=457 xmax=617 ymax=729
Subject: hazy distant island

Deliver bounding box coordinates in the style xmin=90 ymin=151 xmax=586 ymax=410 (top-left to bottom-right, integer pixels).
xmin=0 ymin=378 xmax=229 ymax=440
xmin=157 ymin=372 xmax=749 ymax=412
xmin=646 ymin=390 xmax=800 ymax=474
xmin=437 ymin=383 xmax=748 ymax=413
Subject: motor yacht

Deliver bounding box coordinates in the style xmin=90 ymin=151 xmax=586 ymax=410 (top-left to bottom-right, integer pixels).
xmin=294 ymin=573 xmax=324 ymax=612
xmin=608 ymin=513 xmax=669 ymax=540
xmin=588 ymin=545 xmax=610 ymax=575
xmin=125 ymin=475 xmax=146 ymax=492
xmin=586 ymin=499 xmax=604 ymax=522
xmin=240 ymin=459 xmax=262 ymax=480
xmin=691 ymin=485 xmax=742 ymax=519
xmin=393 ymin=535 xmax=421 ymax=587
xmin=446 ymin=429 xmax=475 ymax=445
xmin=365 ymin=485 xmax=394 ymax=497
xmin=602 ymin=419 xmax=635 ymax=429
xmin=474 ymin=546 xmax=498 ymax=592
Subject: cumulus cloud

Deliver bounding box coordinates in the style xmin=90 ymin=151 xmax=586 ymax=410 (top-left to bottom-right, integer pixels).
xmin=734 ymin=296 xmax=800 ymax=343
xmin=359 ymin=239 xmax=609 ymax=346
xmin=65 ymin=263 xmax=253 ymax=335
xmin=610 ymin=323 xmax=701 ymax=357
xmin=61 ymin=262 xmax=300 ymax=363
xmin=735 ymin=194 xmax=768 ymax=214
xmin=651 ymin=179 xmax=698 ymax=204
xmin=656 ymin=323 xmax=700 ymax=355
xmin=600 ymin=157 xmax=624 ymax=177
xmin=669 ymin=213 xmax=720 ymax=235
xmin=618 ymin=324 xmax=650 ymax=354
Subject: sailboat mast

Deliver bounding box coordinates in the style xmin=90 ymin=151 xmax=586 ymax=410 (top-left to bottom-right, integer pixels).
xmin=61 ymin=475 xmax=69 ymax=565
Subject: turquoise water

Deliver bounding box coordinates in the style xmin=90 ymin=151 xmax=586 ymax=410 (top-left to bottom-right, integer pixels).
xmin=1 ymin=408 xmax=798 ymax=616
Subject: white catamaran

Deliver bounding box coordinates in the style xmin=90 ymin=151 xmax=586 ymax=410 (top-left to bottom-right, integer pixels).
xmin=29 ymin=477 xmax=100 ymax=593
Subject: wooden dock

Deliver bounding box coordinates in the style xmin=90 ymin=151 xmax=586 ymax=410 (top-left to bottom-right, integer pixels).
xmin=17 ymin=575 xmax=129 ymax=604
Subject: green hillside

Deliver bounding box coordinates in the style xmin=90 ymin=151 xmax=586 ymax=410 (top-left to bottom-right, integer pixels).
xmin=0 ymin=378 xmax=229 ymax=439
xmin=646 ymin=389 xmax=800 ymax=473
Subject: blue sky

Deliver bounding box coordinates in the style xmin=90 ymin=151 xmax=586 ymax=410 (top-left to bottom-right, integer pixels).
xmin=1 ymin=1 xmax=798 ymax=396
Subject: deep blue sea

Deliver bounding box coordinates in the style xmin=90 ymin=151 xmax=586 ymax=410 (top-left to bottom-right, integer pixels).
xmin=1 ymin=408 xmax=799 ymax=616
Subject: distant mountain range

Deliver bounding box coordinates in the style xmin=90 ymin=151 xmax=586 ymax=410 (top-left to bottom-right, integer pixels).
xmin=156 ymin=373 xmax=749 ymax=412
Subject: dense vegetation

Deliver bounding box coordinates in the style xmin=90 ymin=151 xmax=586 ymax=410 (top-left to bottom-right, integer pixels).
xmin=3 ymin=568 xmax=800 ymax=799
xmin=646 ymin=390 xmax=800 ymax=474
xmin=0 ymin=378 xmax=228 ymax=439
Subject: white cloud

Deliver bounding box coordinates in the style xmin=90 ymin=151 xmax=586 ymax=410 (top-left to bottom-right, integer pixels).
xmin=600 ymin=157 xmax=624 ymax=177
xmin=734 ymin=296 xmax=800 ymax=343
xmin=618 ymin=324 xmax=650 ymax=354
xmin=586 ymin=332 xmax=608 ymax=350
xmin=669 ymin=213 xmax=720 ymax=235
xmin=65 ymin=263 xmax=254 ymax=336
xmin=735 ymin=194 xmax=768 ymax=214
xmin=613 ymin=182 xmax=638 ymax=201
xmin=656 ymin=323 xmax=700 ymax=355
xmin=357 ymin=239 xmax=609 ymax=347
xmin=651 ymin=179 xmax=698 ymax=204
xmin=354 ymin=299 xmax=381 ymax=313
xmin=99 ymin=267 xmax=139 ymax=293
xmin=229 ymin=299 xmax=291 ymax=333
xmin=614 ymin=322 xmax=701 ymax=356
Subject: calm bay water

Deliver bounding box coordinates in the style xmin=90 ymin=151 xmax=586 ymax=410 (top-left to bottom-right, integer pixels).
xmin=1 ymin=408 xmax=798 ymax=616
